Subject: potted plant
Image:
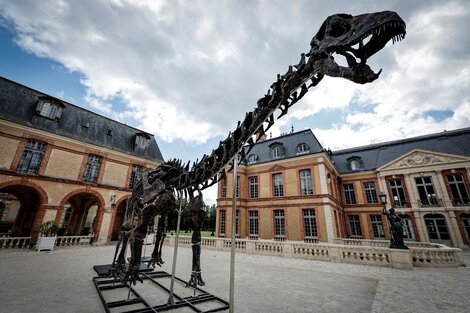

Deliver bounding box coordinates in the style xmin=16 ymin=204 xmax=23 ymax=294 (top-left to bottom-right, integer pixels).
xmin=36 ymin=220 xmax=59 ymax=251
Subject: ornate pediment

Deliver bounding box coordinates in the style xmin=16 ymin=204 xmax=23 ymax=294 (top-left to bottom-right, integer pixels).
xmin=268 ymin=164 xmax=286 ymax=172
xmin=380 ymin=149 xmax=469 ymax=170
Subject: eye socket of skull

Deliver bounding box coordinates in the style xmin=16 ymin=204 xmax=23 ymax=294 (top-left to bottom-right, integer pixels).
xmin=329 ymin=23 xmax=350 ymax=37
xmin=315 ymin=22 xmax=326 ymax=41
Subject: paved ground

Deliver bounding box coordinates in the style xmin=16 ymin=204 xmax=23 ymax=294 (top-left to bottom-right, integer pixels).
xmin=0 ymin=244 xmax=469 ymax=313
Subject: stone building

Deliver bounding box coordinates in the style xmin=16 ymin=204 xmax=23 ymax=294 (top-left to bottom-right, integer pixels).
xmin=0 ymin=76 xmax=163 ymax=243
xmin=216 ymin=128 xmax=470 ymax=248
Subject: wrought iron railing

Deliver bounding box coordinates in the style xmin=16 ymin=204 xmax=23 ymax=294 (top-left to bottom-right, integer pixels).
xmin=417 ymin=197 xmax=442 ymax=207
xmin=303 ymin=236 xmax=318 ymax=243
xmin=454 ymin=198 xmax=470 ymax=206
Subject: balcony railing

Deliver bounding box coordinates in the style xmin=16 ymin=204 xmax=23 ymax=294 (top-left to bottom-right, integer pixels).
xmin=417 ymin=197 xmax=442 ymax=207
xmin=273 ymin=235 xmax=286 ymax=242
xmin=303 ymin=236 xmax=319 ymax=243
xmin=392 ymin=200 xmax=408 ymax=208
xmin=454 ymin=198 xmax=470 ymax=206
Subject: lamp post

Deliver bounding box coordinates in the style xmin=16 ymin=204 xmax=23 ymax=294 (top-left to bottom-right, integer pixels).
xmin=379 ymin=192 xmax=393 ymax=244
xmin=379 ymin=192 xmax=387 ymax=214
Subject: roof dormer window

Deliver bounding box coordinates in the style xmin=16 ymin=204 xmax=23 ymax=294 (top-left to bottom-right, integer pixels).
xmin=269 ymin=142 xmax=284 ymax=159
xmin=297 ymin=143 xmax=309 ymax=154
xmin=247 ymin=154 xmax=258 ymax=164
xmin=134 ymin=133 xmax=151 ymax=150
xmin=347 ymin=156 xmax=364 ymax=171
xmin=35 ymin=97 xmax=65 ymax=120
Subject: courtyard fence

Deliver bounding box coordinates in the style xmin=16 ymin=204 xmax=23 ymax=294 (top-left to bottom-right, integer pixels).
xmin=165 ymin=236 xmax=464 ymax=269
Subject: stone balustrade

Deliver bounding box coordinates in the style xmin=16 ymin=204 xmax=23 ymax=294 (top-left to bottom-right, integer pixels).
xmin=0 ymin=236 xmax=33 ymax=249
xmin=254 ymin=241 xmax=283 ymax=255
xmin=334 ymin=238 xmax=441 ymax=248
xmin=410 ymin=246 xmax=463 ymax=267
xmin=291 ymin=243 xmax=330 ymax=261
xmin=340 ymin=246 xmax=391 ymax=266
xmin=55 ymin=235 xmax=93 ymax=246
xmin=0 ymin=235 xmax=93 ymax=250
xmin=165 ymin=236 xmax=464 ymax=269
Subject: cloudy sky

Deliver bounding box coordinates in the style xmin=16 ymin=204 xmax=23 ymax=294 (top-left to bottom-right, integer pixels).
xmin=1 ymin=0 xmax=469 ymax=204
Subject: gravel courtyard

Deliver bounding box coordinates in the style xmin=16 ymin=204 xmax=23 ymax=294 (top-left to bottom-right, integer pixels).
xmin=0 ymin=244 xmax=469 ymax=313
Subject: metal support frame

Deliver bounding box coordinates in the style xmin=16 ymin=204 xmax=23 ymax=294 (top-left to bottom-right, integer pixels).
xmin=168 ymin=189 xmax=184 ymax=305
xmin=229 ymin=152 xmax=238 ymax=313
xmin=93 ymin=271 xmax=229 ymax=313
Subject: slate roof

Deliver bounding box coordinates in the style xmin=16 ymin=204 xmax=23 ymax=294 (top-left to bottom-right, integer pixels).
xmin=0 ymin=76 xmax=164 ymax=162
xmin=331 ymin=127 xmax=470 ymax=174
xmin=241 ymin=129 xmax=324 ymax=165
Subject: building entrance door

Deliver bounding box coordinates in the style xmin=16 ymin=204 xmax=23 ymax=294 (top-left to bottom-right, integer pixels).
xmin=400 ymin=214 xmax=415 ymax=241
xmin=460 ymin=213 xmax=470 ymax=244
xmin=424 ymin=214 xmax=452 ymax=246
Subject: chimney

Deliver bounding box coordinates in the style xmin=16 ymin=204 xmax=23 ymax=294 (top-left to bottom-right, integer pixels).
xmin=256 ymin=133 xmax=267 ymax=142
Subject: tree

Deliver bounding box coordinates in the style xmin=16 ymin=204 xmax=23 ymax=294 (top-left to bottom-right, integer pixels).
xmin=205 ymin=204 xmax=216 ymax=232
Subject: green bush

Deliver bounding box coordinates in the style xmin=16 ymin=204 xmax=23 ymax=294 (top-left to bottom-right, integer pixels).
xmin=38 ymin=221 xmax=59 ymax=237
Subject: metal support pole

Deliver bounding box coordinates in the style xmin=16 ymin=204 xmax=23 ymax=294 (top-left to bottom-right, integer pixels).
xmin=168 ymin=190 xmax=184 ymax=305
xmin=229 ymin=154 xmax=238 ymax=313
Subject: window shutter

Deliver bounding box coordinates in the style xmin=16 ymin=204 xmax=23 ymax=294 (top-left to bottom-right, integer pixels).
xmin=36 ymin=101 xmax=44 ymax=113
xmin=56 ymin=107 xmax=63 ymax=119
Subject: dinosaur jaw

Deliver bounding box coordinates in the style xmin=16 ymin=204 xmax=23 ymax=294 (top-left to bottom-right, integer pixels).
xmin=333 ymin=17 xmax=405 ymax=84
xmin=348 ymin=18 xmax=406 ymax=63
xmin=309 ymin=11 xmax=406 ymax=84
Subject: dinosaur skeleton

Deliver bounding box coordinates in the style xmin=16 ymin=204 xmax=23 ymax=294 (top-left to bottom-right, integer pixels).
xmin=110 ymin=10 xmax=406 ymax=286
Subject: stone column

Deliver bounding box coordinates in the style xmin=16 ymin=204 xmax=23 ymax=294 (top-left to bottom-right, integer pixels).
xmin=318 ymin=159 xmax=335 ymax=243
xmin=404 ymin=174 xmax=418 ymax=208
xmin=413 ymin=211 xmax=429 ymax=243
xmin=435 ymin=170 xmax=451 ymax=207
xmin=95 ymin=209 xmax=113 ymax=245
xmin=447 ymin=211 xmax=465 ymax=248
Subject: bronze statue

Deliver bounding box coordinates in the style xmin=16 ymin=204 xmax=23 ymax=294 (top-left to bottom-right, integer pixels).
xmin=110 ymin=10 xmax=406 ymax=286
xmin=383 ymin=208 xmax=408 ymax=249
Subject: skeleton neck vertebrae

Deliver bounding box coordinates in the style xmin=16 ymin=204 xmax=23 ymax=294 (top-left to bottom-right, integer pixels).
xmin=111 ymin=10 xmax=406 ymax=286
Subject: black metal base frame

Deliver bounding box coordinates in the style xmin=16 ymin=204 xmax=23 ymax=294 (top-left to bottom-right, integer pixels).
xmin=93 ymin=270 xmax=229 ymax=313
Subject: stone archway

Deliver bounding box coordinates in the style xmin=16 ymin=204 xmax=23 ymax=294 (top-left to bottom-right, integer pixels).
xmin=59 ymin=189 xmax=105 ymax=238
xmin=0 ymin=181 xmax=48 ymax=236
xmin=110 ymin=195 xmax=129 ymax=241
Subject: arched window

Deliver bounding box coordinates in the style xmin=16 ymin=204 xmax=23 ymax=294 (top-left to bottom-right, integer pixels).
xmin=247 ymin=154 xmax=258 ymax=163
xmin=297 ymin=143 xmax=309 ymax=154
xmin=347 ymin=156 xmax=363 ymax=171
